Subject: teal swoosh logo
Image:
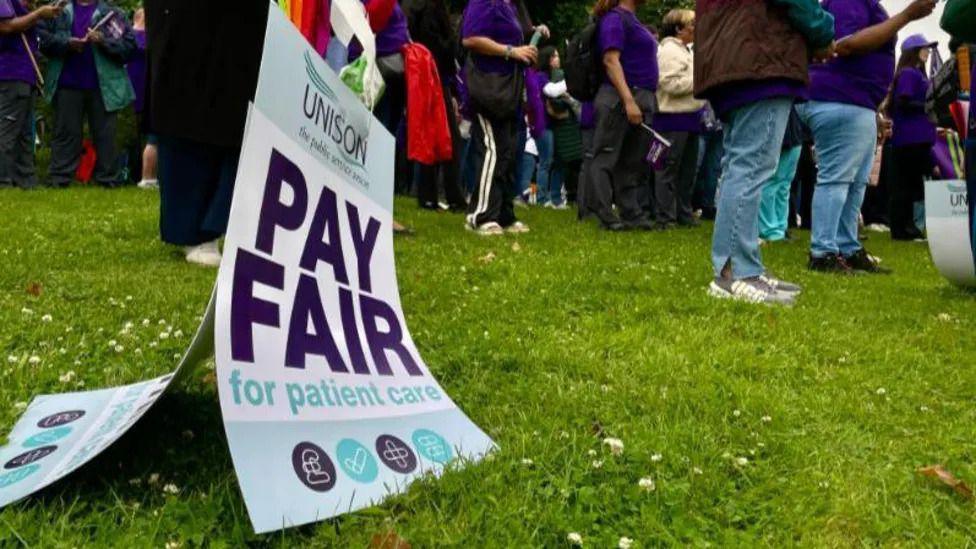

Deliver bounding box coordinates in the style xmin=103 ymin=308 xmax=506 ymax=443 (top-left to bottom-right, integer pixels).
xmin=305 ymin=51 xmax=338 ymax=103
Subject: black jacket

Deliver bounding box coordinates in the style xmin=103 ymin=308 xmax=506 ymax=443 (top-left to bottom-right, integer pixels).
xmin=144 ymin=0 xmax=267 ymax=148
xmin=401 ymin=0 xmax=455 ymax=80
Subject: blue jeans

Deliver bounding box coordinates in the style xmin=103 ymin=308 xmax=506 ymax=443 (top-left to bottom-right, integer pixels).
xmin=695 ymin=130 xmax=724 ymax=210
xmin=796 ymin=101 xmax=877 ymax=258
xmin=536 ymin=129 xmax=563 ymax=205
xmin=517 ymin=152 xmax=536 ymax=200
xmin=711 ymin=98 xmax=794 ymax=279
xmin=758 ymin=145 xmax=802 ymax=241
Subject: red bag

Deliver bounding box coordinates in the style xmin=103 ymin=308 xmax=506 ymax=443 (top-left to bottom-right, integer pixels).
xmin=402 ymin=43 xmax=452 ymax=165
xmin=75 ymin=139 xmax=97 ymax=184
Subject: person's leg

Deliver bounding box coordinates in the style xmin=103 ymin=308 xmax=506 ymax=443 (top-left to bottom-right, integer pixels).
xmin=586 ymin=87 xmax=629 ymax=227
xmin=536 ymin=129 xmax=555 ymax=205
xmin=157 ymin=135 xmax=222 ymax=246
xmin=677 ymin=132 xmax=700 ymax=225
xmin=773 ymin=146 xmax=801 ymax=238
xmin=88 ymin=89 xmax=121 ymax=187
xmin=48 ymin=89 xmax=85 ymax=187
xmin=516 ymin=151 xmax=536 ymax=202
xmin=888 ymin=146 xmax=916 ymax=239
xmin=710 ymin=97 xmax=793 ymax=279
xmin=200 ymin=145 xmax=241 ymax=238
xmin=797 ymin=143 xmax=816 ymax=229
xmin=549 ymin=161 xmax=565 ymax=206
xmin=513 ymin=116 xmax=529 ymax=200
xmin=837 ymin=114 xmax=882 ymax=258
xmin=142 ymin=140 xmax=158 ymax=181
xmin=466 ymin=112 xmax=505 ymax=228
xmin=493 ymin=116 xmax=519 ymax=228
xmin=439 ymin=85 xmax=466 ymax=210
xmin=757 ymin=154 xmax=785 ymax=241
xmin=0 ymin=82 xmax=34 ymax=188
xmin=801 ymin=102 xmax=876 ymax=259
xmin=578 ymin=129 xmax=594 ymax=218
xmin=416 ymin=162 xmax=438 ymax=207
xmin=653 ymin=130 xmax=685 ymax=225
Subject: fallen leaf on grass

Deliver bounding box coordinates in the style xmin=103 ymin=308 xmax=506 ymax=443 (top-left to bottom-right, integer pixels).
xmin=917 ymin=465 xmax=974 ymax=500
xmin=26 ymin=282 xmax=43 ymax=297
xmin=370 ymin=532 xmax=411 ymax=549
xmin=479 ymin=252 xmax=496 ymax=264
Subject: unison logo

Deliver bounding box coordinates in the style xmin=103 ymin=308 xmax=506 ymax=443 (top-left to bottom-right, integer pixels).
xmin=301 ymin=52 xmax=369 ymax=168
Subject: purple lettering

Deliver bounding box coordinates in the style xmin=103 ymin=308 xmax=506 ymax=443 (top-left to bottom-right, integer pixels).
xmin=285 ymin=274 xmax=348 ymax=372
xmin=300 ymin=186 xmax=349 ymax=284
xmin=256 ymin=149 xmax=309 ymax=255
xmin=231 ymin=249 xmax=284 ymax=362
xmin=339 ymin=287 xmax=369 ymax=374
xmin=346 ymin=202 xmax=381 ymax=292
xmin=360 ymin=294 xmax=422 ymax=377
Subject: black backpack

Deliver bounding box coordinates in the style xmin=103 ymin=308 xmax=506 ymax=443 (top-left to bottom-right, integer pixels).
xmin=927 ymin=56 xmax=961 ymax=128
xmin=564 ymin=17 xmax=603 ymax=102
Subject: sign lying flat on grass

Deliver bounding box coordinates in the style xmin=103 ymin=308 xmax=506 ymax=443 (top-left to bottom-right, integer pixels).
xmin=213 ymin=7 xmax=494 ymax=534
xmin=0 ymin=290 xmax=216 ymax=509
xmin=925 ymin=180 xmax=976 ymax=288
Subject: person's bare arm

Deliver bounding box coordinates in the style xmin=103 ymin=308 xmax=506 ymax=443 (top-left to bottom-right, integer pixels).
xmin=603 ymin=50 xmax=641 ymax=125
xmin=0 ymin=3 xmax=62 ymax=35
xmin=835 ymin=0 xmax=935 ymax=57
xmin=462 ymin=36 xmax=537 ymax=65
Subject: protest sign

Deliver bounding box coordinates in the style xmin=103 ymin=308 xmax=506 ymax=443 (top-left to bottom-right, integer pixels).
xmin=925 ymin=180 xmax=976 ymax=287
xmin=0 ymin=290 xmax=216 ymax=509
xmin=213 ymin=7 xmax=494 ymax=534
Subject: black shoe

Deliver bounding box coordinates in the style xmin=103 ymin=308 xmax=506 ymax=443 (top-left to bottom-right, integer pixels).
xmin=678 ymin=218 xmax=701 ymax=228
xmin=808 ymin=253 xmax=856 ymax=275
xmin=629 ymin=219 xmax=655 ymax=231
xmin=420 ymin=202 xmax=440 ymax=211
xmin=652 ymin=222 xmax=676 ymax=231
xmin=602 ymin=221 xmax=627 ymax=232
xmin=844 ymin=248 xmax=892 ymax=274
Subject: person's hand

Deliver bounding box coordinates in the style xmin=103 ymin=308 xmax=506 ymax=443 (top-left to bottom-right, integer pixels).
xmin=510 ymin=45 xmax=538 ymax=65
xmin=624 ymin=98 xmax=643 ymax=126
xmin=903 ymin=0 xmax=936 ymax=21
xmin=37 ymin=3 xmax=63 ymax=19
xmin=877 ymin=114 xmax=893 ymax=141
xmin=68 ymin=37 xmax=86 ymax=52
xmin=85 ymin=30 xmax=103 ymax=44
xmin=534 ymin=25 xmax=551 ymax=40
xmin=812 ymin=41 xmax=836 ymax=63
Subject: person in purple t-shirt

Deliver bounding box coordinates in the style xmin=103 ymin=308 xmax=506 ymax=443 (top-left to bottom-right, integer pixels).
xmin=582 ymin=0 xmax=657 ymax=231
xmin=0 ymin=0 xmax=62 ymax=189
xmin=127 ymin=7 xmax=156 ymax=190
xmin=461 ymin=0 xmax=546 ymax=235
xmin=885 ymin=34 xmax=937 ymax=241
xmin=38 ymin=0 xmax=137 ymax=187
xmin=796 ymin=0 xmax=934 ymax=274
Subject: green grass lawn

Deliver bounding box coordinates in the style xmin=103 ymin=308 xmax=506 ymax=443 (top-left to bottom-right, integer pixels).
xmin=1 ymin=187 xmax=975 ymax=547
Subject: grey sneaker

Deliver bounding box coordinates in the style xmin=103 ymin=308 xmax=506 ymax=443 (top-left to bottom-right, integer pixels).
xmin=708 ymin=276 xmax=796 ymax=306
xmin=760 ymin=273 xmax=802 ymax=294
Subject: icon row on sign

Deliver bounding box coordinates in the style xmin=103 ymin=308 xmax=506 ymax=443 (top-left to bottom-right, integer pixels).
xmin=0 ymin=410 xmax=87 ymax=490
xmin=291 ymin=429 xmax=452 ymax=492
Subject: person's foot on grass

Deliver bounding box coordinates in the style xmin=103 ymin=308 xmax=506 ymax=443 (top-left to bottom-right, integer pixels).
xmin=505 ymin=221 xmax=530 ymax=234
xmin=808 ymin=253 xmax=857 ymax=275
xmin=759 ymin=272 xmax=802 ymax=295
xmin=844 ymin=248 xmax=892 ymax=274
xmin=465 ymin=221 xmax=504 ymax=236
xmin=185 ymin=240 xmax=221 ymax=267
xmin=137 ymin=179 xmax=159 ymax=190
xmin=708 ymin=276 xmax=796 ymax=306
xmin=652 ymin=221 xmax=676 ymax=232
xmin=393 ymin=220 xmax=415 ymax=236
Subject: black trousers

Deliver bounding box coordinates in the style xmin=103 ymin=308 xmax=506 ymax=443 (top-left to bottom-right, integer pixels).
xmin=862 ymin=142 xmax=893 ymax=226
xmin=50 ymin=88 xmax=120 ymax=187
xmin=416 ymin=83 xmax=466 ymax=209
xmin=889 ymin=143 xmax=930 ymax=240
xmin=796 ymin=143 xmax=817 ymax=230
xmin=654 ymin=130 xmax=699 ymax=224
xmin=466 ymin=111 xmax=518 ymax=228
xmin=584 ymin=86 xmax=655 ymax=226
xmin=0 ymin=81 xmax=36 ymax=189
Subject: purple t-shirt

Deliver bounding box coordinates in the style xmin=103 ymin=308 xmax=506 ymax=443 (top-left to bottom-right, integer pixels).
xmin=59 ymin=1 xmax=99 ymax=90
xmin=462 ymin=0 xmax=524 ymax=75
xmin=598 ymin=8 xmax=657 ymax=90
xmin=375 ymin=4 xmax=410 ymax=57
xmin=525 ymin=68 xmax=547 ymax=138
xmin=809 ymin=0 xmax=895 ymax=110
xmin=127 ymin=29 xmax=146 ymax=113
xmin=580 ymin=101 xmax=595 ymax=129
xmin=0 ymin=0 xmax=37 ymax=85
xmin=890 ymin=67 xmax=935 ymax=147
xmin=707 ymin=78 xmax=808 ymax=121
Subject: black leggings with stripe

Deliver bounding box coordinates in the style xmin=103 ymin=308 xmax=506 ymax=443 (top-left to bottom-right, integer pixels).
xmin=466 ymin=112 xmax=518 ymax=228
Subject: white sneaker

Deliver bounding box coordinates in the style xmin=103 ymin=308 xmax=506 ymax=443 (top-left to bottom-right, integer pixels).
xmin=865 ymin=223 xmax=890 ymax=233
xmin=505 ymin=221 xmax=530 ymax=234
xmin=137 ymin=179 xmax=159 ymax=190
xmin=465 ymin=221 xmax=504 ymax=236
xmin=759 ymin=273 xmax=802 ymax=294
xmin=708 ymin=277 xmax=796 ymax=306
xmin=184 ymin=240 xmax=222 ymax=267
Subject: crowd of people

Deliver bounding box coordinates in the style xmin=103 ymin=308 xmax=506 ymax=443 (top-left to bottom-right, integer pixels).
xmin=0 ymin=0 xmax=972 ymax=306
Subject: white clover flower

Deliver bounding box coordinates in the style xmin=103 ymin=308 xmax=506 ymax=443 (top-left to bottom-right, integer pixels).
xmin=603 ymin=437 xmax=624 ymax=456
xmin=937 ymin=313 xmax=954 ymax=322
xmin=158 ymin=319 xmax=167 ymax=325
xmin=20 ymin=307 xmax=33 ymax=315
xmin=73 ymin=360 xmax=81 ymax=366
xmin=163 ymin=483 xmax=179 ymax=495
xmin=761 ymin=416 xmax=772 ymax=423
xmin=732 ymin=409 xmax=741 ymax=418
xmin=558 ymin=431 xmax=569 ymax=439
xmin=7 ymin=355 xmax=18 ymax=364
xmin=164 ymin=541 xmax=182 ymax=549
xmin=59 ymin=348 xmax=67 ymax=355
xmin=159 ymin=331 xmax=170 ymax=340
xmin=135 ymin=348 xmax=142 ymax=355
xmin=108 ymin=339 xmax=117 ymax=347
xmin=125 ymin=295 xmax=133 ymax=301
xmin=692 ymin=467 xmax=703 ymax=475
xmin=650 ymin=453 xmax=663 ymax=463
xmin=587 ymin=449 xmax=597 ymax=457
xmin=876 ymin=388 xmax=887 ymax=396
xmin=14 ymin=402 xmax=27 ymax=411
xmin=567 ymin=532 xmax=583 ymax=546
xmin=149 ymin=341 xmax=158 ymax=348
xmin=920 ymin=405 xmax=930 ymax=412
xmin=142 ymin=319 xmax=150 ymax=326
xmin=59 ymin=371 xmax=76 ymax=383
xmin=28 ymin=355 xmax=40 ymax=365
xmin=618 ymin=537 xmax=634 ymax=549
xmin=148 ymin=473 xmax=160 ymax=485
xmin=591 ymin=460 xmax=604 ymax=469
xmin=521 ymin=458 xmax=534 ymax=466
xmin=173 ymin=330 xmax=184 ymax=338
xmin=735 ymin=457 xmax=749 ymax=467
xmin=182 ymin=430 xmax=195 ymax=441
xmin=129 ymin=478 xmax=142 ymax=486
xmin=114 ymin=345 xmax=124 ymax=353
xmin=638 ymin=477 xmax=656 ymax=492
xmin=41 ymin=314 xmax=53 ymax=323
